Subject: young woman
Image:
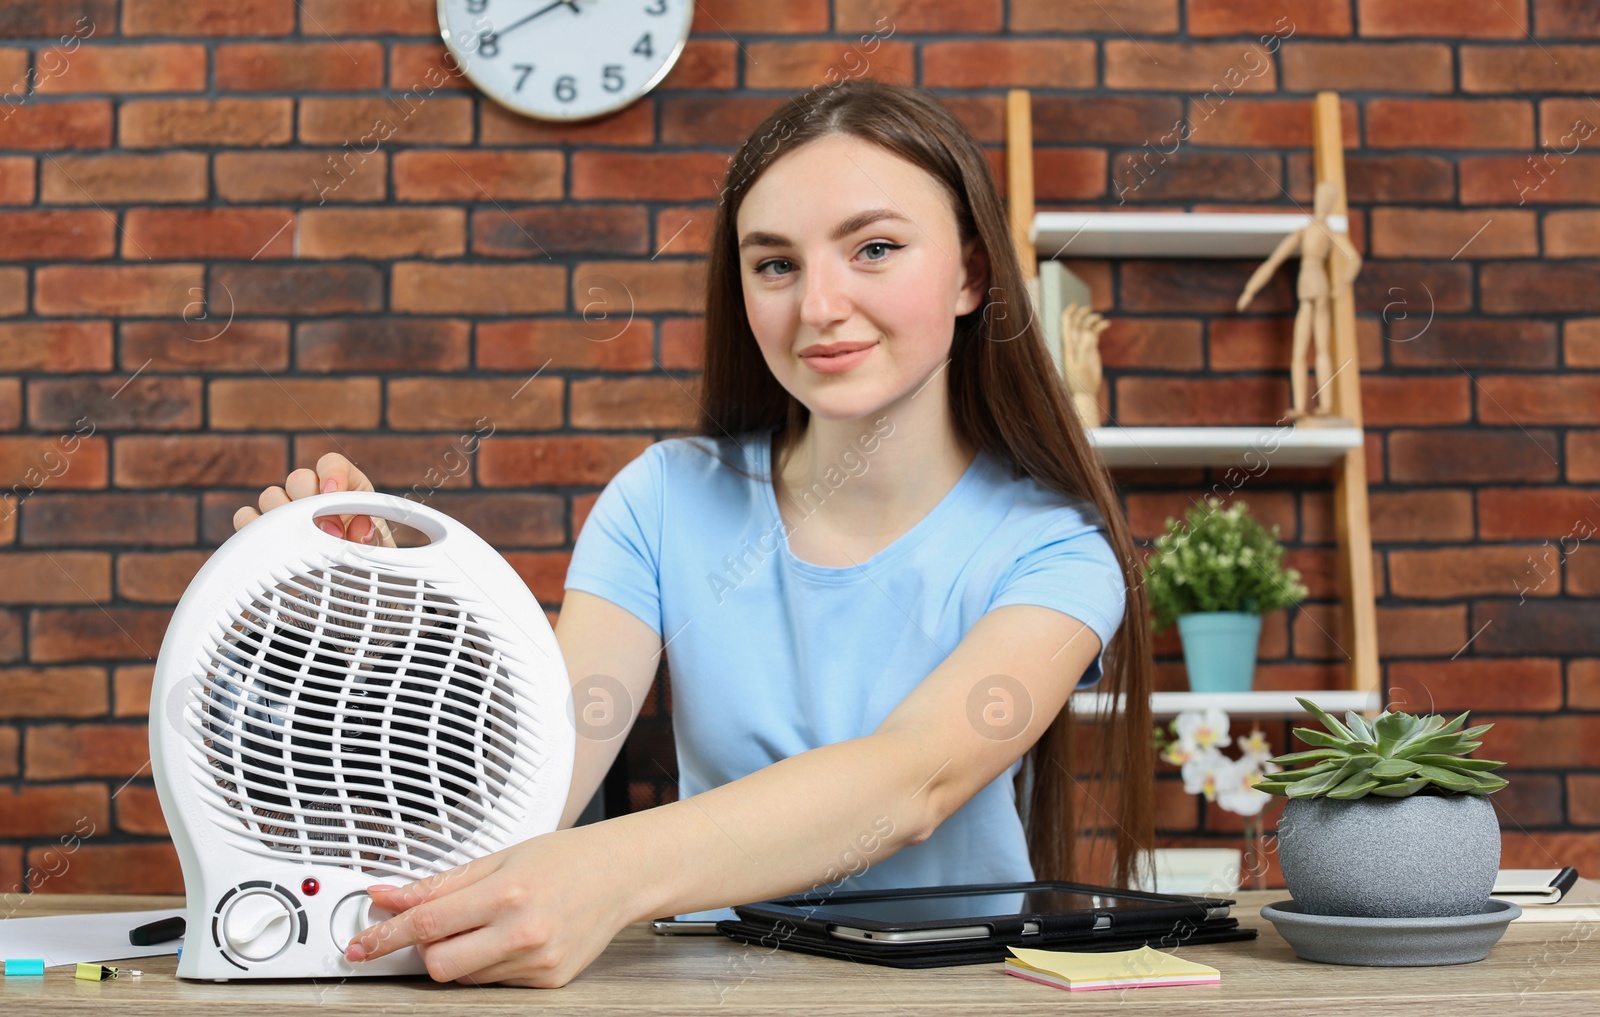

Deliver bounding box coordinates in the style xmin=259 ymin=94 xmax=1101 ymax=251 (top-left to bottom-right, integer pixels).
xmin=234 ymin=78 xmax=1154 ymax=988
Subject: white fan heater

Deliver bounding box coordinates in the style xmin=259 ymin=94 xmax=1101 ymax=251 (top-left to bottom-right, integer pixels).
xmin=149 ymin=492 xmax=575 ymax=981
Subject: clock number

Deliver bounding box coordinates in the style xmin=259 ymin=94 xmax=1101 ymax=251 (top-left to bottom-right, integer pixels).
xmin=513 ymin=63 xmax=534 ymax=91
xmin=633 ymin=33 xmax=654 ymax=59
xmin=554 ymin=75 xmax=577 ymax=102
xmin=466 ymin=0 xmax=488 ymax=13
xmin=644 ymin=0 xmax=667 ymax=14
xmin=602 ymin=64 xmax=625 ymax=92
xmin=478 ymin=30 xmax=499 ymax=58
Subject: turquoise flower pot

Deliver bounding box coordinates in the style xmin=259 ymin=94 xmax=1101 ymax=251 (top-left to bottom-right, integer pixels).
xmin=1176 ymin=611 xmax=1262 ymax=693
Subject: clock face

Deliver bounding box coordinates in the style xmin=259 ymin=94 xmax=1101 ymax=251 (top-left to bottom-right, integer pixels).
xmin=438 ymin=0 xmax=693 ymax=122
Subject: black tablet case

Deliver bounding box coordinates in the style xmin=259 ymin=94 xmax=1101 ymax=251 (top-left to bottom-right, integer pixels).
xmin=714 ymin=882 xmax=1258 ymax=969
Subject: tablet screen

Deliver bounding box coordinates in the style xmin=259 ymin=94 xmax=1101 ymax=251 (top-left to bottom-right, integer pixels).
xmin=788 ymin=889 xmax=1175 ymax=924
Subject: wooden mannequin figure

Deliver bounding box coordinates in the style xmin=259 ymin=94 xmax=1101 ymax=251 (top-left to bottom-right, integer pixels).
xmin=1060 ymin=302 xmax=1109 ymax=431
xmin=1235 ymin=180 xmax=1362 ymax=425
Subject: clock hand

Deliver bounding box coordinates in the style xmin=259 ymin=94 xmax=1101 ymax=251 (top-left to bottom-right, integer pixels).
xmin=493 ymin=0 xmax=582 ymax=41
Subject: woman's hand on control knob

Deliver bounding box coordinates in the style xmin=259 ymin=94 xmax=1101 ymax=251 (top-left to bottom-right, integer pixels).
xmin=232 ymin=451 xmax=396 ymax=547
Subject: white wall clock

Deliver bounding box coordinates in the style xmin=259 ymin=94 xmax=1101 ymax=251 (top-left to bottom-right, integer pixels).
xmin=438 ymin=0 xmax=693 ymax=122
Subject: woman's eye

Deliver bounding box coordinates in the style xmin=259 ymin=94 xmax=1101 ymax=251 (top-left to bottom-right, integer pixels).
xmin=861 ymin=241 xmax=902 ymax=262
xmin=753 ymin=242 xmax=903 ymax=279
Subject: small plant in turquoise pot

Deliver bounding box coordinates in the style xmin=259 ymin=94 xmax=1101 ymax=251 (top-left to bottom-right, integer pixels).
xmin=1140 ymin=496 xmax=1307 ymax=692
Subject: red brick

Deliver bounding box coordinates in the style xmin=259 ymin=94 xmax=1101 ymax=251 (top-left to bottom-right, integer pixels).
xmin=389 ymin=43 xmax=471 ymax=92
xmin=209 ymin=379 xmax=381 ymax=430
xmin=1390 ymin=658 xmax=1561 ymax=715
xmin=1571 ymin=775 xmax=1600 ymax=825
xmin=1573 ymin=658 xmax=1600 ymax=708
xmin=1035 ymin=150 xmax=1109 ymax=202
xmin=1535 ymin=98 xmax=1598 ymax=148
xmin=659 ymin=95 xmax=795 ymax=147
xmin=25 ymin=842 xmax=183 ymax=895
xmin=480 ymin=100 xmax=655 ymax=146
xmin=0 ymin=666 xmax=107 ymax=717
xmin=386 ymin=378 xmax=560 ymax=432
xmin=298 ymin=207 xmax=464 ymax=259
xmin=0 ymin=210 xmax=113 ymax=260
xmin=408 ymin=494 xmax=564 ymax=549
xmin=213 ymin=264 xmax=382 ymax=315
xmin=120 ymin=98 xmax=292 ymax=147
xmin=660 ymin=317 xmax=704 ymax=371
xmin=28 ymin=603 xmax=169 ymax=662
xmin=0 ymin=321 xmax=110 ymax=372
xmin=1472 ymin=717 xmax=1600 ymax=768
xmin=216 ymin=149 xmax=387 ymax=203
xmin=477 ymin=318 xmax=656 ymax=372
xmin=574 ymin=152 xmax=728 ymax=202
xmin=689 ymin=0 xmax=827 ymax=32
xmin=297 ymin=319 xmax=469 ymax=372
xmin=479 ymin=436 xmax=654 ymax=487
xmin=1546 ymin=211 xmax=1600 ymax=257
xmin=35 ymin=263 xmax=198 ymax=316
xmin=1097 ymin=318 xmax=1202 ymax=370
xmin=1462 ymin=45 xmax=1600 ymax=92
xmin=0 ymin=268 xmax=23 ymax=315
xmin=1189 ymin=98 xmax=1358 ymax=148
xmin=392 ymin=264 xmax=568 ymax=315
xmin=837 ymin=0 xmax=999 ymax=31
xmin=123 ymin=207 xmax=294 ymax=260
xmin=0 ymin=100 xmax=111 ymax=149
xmin=0 ymin=783 xmax=108 ymax=838
xmin=658 ymin=40 xmax=737 ymax=90
xmin=123 ymin=0 xmax=293 ymax=35
xmin=1114 ymin=152 xmax=1280 ymax=204
xmin=1390 ymin=546 xmax=1551 ymax=599
xmin=1189 ymin=0 xmax=1349 ymax=34
xmin=1374 ymin=605 xmax=1466 ymax=657
xmin=299 ymin=97 xmax=473 ymax=146
xmin=0 ymin=550 xmax=108 ymax=605
xmin=744 ymin=41 xmax=914 ymax=89
xmin=1462 ymin=153 xmax=1600 ymax=205
xmin=41 ymin=152 xmax=207 ymax=204
xmin=1115 ymin=377 xmax=1288 ymax=426
xmin=1105 ymin=40 xmax=1276 ymax=92
xmin=1391 ymin=427 xmax=1558 ymax=483
xmin=570 ymin=377 xmax=700 ymax=430
xmin=1359 ymin=0 xmax=1530 ymax=38
xmin=1389 ymin=319 xmax=1557 ymax=369
xmin=652 ymin=208 xmax=712 ymax=257
xmin=217 ymin=41 xmax=383 ymax=91
xmin=296 ymin=0 xmax=436 ymax=35
xmin=116 ymin=550 xmax=209 ymax=603
xmin=1370 ymin=490 xmax=1475 ymax=543
xmin=29 ymin=376 xmax=199 ymax=431
xmin=1010 ymin=0 xmax=1176 ymax=31
xmin=1370 ymin=208 xmax=1536 ymax=259
xmin=120 ymin=320 xmax=288 ymax=372
xmin=113 ymin=785 xmax=168 ymax=836
xmin=393 ymin=150 xmax=563 ymax=202
xmin=1475 ymin=375 xmax=1600 ymax=424
xmin=112 ymin=435 xmax=285 ymax=488
xmin=0 ymin=435 xmax=108 ymax=490
xmin=573 ymin=261 xmax=704 ymax=315
xmin=1569 ymin=319 xmax=1600 ymax=365
xmin=1367 ymin=99 xmax=1533 ymax=150
xmin=33 ymin=43 xmax=206 ymax=93
xmin=0 ymin=156 xmax=31 ymax=204
xmin=1282 ymin=42 xmax=1453 ymax=92
xmin=1360 ymin=375 xmax=1471 ymax=426
xmin=1570 ymin=432 xmax=1600 ymax=482
xmin=1032 ymin=96 xmax=1182 ymax=146
xmin=0 ymin=2 xmax=115 ymax=38
xmin=1483 ymin=262 xmax=1600 ymax=312
xmin=19 ymin=493 xmax=193 ymax=547
xmin=474 ymin=206 xmax=649 ymax=259
xmin=1536 ymin=0 xmax=1600 ymax=37
xmin=111 ymin=666 xmax=152 ymax=718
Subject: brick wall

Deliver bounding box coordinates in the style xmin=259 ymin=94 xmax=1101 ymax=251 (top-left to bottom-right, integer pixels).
xmin=0 ymin=0 xmax=1595 ymax=895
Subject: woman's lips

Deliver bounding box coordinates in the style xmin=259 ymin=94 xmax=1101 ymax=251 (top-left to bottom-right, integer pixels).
xmin=799 ymin=343 xmax=875 ymax=374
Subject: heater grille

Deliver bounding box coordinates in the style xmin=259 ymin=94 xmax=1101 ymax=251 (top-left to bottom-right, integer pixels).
xmin=182 ymin=562 xmax=538 ymax=879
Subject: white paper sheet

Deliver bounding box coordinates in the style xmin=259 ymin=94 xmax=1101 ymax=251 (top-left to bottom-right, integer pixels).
xmin=0 ymin=908 xmax=186 ymax=968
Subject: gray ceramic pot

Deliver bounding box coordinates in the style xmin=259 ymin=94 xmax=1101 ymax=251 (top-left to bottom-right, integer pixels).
xmin=1276 ymin=793 xmax=1500 ymax=919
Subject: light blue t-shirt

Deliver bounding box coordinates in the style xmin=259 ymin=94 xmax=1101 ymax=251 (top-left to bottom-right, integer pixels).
xmin=562 ymin=429 xmax=1127 ymax=921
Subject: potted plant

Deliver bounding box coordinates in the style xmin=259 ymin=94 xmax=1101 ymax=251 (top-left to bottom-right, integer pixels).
xmin=1140 ymin=495 xmax=1307 ymax=692
xmin=1256 ymin=697 xmax=1508 ymax=919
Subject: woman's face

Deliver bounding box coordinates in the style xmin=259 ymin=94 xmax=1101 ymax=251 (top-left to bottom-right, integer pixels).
xmin=735 ymin=134 xmax=988 ymax=425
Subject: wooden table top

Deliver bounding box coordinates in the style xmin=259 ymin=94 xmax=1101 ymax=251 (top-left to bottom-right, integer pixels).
xmin=2 ymin=892 xmax=1596 ymax=1015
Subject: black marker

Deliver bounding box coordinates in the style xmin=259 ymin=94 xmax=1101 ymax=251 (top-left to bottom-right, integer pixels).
xmin=128 ymin=915 xmax=185 ymax=946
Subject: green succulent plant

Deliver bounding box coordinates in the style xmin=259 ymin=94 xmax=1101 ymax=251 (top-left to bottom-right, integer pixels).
xmin=1253 ymin=697 xmax=1508 ymax=800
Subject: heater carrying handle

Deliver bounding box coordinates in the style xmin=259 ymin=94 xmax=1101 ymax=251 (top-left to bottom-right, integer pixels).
xmin=266 ymin=490 xmax=453 ymax=548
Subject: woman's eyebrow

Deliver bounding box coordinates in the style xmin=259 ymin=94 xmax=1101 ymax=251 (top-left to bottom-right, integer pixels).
xmin=739 ymin=208 xmax=912 ymax=251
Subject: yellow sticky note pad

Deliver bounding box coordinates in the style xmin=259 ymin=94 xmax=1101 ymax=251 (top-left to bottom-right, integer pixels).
xmin=1004 ymin=945 xmax=1221 ymax=992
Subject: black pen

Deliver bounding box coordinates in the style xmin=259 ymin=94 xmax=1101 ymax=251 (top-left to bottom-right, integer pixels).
xmin=129 ymin=915 xmax=186 ymax=946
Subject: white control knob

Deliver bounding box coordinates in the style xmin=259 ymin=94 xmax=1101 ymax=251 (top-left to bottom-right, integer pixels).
xmin=221 ymin=891 xmax=295 ymax=961
xmin=331 ymin=892 xmax=395 ymax=949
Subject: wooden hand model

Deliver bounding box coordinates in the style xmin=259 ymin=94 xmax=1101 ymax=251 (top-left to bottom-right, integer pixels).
xmin=1060 ymin=302 xmax=1109 ymax=430
xmin=1235 ymin=180 xmax=1362 ymax=422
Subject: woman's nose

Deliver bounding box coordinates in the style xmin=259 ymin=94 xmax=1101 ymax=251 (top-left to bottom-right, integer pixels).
xmin=798 ymin=257 xmax=851 ymax=328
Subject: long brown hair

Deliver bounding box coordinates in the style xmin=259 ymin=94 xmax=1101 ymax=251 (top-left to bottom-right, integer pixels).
xmin=679 ymin=77 xmax=1154 ymax=889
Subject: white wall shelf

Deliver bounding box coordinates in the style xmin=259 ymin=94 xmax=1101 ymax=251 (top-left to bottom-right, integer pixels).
xmin=1089 ymin=425 xmax=1364 ymax=469
xmin=1033 ymin=211 xmax=1351 ymax=259
xmin=1071 ymin=689 xmax=1383 ymax=717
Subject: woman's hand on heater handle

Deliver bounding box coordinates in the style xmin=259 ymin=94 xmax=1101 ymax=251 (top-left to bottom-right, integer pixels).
xmin=232 ymin=452 xmax=397 ymax=547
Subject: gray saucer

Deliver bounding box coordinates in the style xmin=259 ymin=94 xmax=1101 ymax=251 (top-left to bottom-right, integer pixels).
xmin=1260 ymin=898 xmax=1521 ymax=966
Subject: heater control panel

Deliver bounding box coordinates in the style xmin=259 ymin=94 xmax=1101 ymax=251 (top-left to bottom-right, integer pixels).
xmin=212 ymin=881 xmax=308 ymax=967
